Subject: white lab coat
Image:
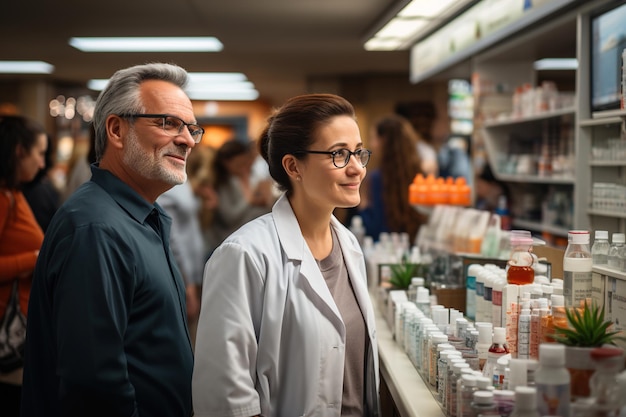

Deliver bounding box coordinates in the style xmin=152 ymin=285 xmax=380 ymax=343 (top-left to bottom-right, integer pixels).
xmin=192 ymin=193 xmax=379 ymax=417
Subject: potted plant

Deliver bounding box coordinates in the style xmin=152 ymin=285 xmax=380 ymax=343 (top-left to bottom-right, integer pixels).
xmin=388 ymin=262 xmax=419 ymax=290
xmin=553 ymin=300 xmax=625 ymax=398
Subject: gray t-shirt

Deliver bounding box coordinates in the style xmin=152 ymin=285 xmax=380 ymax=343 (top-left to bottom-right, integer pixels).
xmin=317 ymin=228 xmax=368 ymax=416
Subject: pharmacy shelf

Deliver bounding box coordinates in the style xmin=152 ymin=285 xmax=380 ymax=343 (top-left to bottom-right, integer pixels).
xmin=483 ymin=107 xmax=576 ymax=128
xmin=373 ymin=293 xmax=445 ymax=417
xmin=495 ymin=174 xmax=575 ymax=184
xmin=579 ymin=116 xmax=622 ymax=127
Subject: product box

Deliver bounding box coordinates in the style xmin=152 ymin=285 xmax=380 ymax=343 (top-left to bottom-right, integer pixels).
xmin=591 ymin=271 xmax=606 ymax=309
xmin=605 ymin=276 xmax=626 ymax=350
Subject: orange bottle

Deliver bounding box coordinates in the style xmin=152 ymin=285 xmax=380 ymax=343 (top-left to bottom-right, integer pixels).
xmin=424 ymin=174 xmax=436 ymax=205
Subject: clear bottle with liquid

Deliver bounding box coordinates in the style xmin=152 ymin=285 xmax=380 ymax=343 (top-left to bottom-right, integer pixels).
xmin=608 ymin=233 xmax=625 ymax=270
xmin=592 ymin=230 xmax=610 ymax=266
xmin=563 ymin=230 xmax=592 ymax=307
xmin=507 ymin=230 xmax=535 ymax=285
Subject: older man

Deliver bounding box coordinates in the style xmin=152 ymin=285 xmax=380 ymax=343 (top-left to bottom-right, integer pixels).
xmin=21 ymin=63 xmax=202 ymax=417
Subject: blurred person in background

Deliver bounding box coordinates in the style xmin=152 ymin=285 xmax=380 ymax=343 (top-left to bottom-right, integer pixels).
xmin=22 ymin=63 xmax=196 ymax=417
xmin=206 ymin=139 xmax=274 ymax=252
xmin=358 ymin=114 xmax=426 ymax=243
xmin=156 ymin=152 xmax=208 ymax=343
xmin=61 ymin=126 xmax=97 ymax=202
xmin=22 ymin=134 xmax=60 ymax=232
xmin=192 ymin=93 xmax=380 ymax=417
xmin=185 ymin=145 xmax=219 ymax=259
xmin=0 ymin=115 xmax=47 ymax=417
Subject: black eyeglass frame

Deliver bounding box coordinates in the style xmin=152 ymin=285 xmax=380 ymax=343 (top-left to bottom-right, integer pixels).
xmin=295 ymin=148 xmax=372 ymax=168
xmin=118 ymin=113 xmax=205 ymax=143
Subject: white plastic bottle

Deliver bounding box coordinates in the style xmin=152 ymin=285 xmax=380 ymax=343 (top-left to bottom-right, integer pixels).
xmin=407 ymin=276 xmax=425 ymax=303
xmin=349 ymin=215 xmax=366 ymax=246
xmin=608 ymin=233 xmax=625 ymax=270
xmin=591 ymin=230 xmax=610 ymax=266
xmin=535 ymin=343 xmax=570 ymax=417
xmin=476 ymin=323 xmax=493 ymax=371
xmin=415 ymin=286 xmax=431 ymax=317
xmin=466 ymin=264 xmax=480 ymax=321
xmin=510 ymin=386 xmax=540 ymax=417
xmin=563 ymin=230 xmax=592 ymax=307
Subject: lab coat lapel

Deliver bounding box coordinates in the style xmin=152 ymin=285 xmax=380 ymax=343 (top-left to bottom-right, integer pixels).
xmin=272 ymin=195 xmax=343 ymax=327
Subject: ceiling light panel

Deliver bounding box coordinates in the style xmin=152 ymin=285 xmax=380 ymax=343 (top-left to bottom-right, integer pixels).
xmin=0 ymin=61 xmax=54 ymax=74
xmin=69 ymin=37 xmax=223 ymax=52
xmin=399 ymin=0 xmax=461 ymax=18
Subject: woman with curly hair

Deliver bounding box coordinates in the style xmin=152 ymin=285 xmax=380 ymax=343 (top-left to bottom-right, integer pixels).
xmin=358 ymin=114 xmax=426 ymax=243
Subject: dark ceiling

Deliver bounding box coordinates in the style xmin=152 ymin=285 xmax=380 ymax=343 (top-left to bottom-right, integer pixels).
xmin=0 ymin=0 xmax=414 ymax=105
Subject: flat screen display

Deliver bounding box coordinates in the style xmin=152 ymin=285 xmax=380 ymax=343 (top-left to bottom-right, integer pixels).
xmin=590 ymin=2 xmax=626 ymax=112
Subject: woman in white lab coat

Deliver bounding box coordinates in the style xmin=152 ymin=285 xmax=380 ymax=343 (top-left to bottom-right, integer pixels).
xmin=192 ymin=93 xmax=380 ymax=417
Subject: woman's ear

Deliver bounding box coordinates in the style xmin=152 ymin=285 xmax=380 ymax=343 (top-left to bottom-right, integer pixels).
xmin=282 ymin=154 xmax=300 ymax=181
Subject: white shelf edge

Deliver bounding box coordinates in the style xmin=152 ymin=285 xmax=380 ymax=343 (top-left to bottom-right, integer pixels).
xmin=511 ymin=219 xmax=570 ymax=237
xmin=579 ymin=117 xmax=622 ymax=127
xmin=591 ymin=109 xmax=626 ymax=119
xmin=494 ymin=173 xmax=575 ymax=184
xmin=591 ymin=264 xmax=626 ymax=280
xmin=589 ymin=161 xmax=626 ymax=167
xmin=587 ymin=209 xmax=626 ymax=219
xmin=483 ymin=107 xmax=576 ymax=128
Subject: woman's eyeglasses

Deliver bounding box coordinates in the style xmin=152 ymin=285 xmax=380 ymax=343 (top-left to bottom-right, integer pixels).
xmin=296 ymin=148 xmax=371 ymax=168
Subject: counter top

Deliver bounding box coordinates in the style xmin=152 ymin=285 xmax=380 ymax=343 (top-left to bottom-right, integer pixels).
xmin=374 ymin=296 xmax=445 ymax=417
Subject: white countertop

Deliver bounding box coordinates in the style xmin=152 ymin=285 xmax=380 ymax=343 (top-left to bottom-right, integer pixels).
xmin=374 ymin=296 xmax=446 ymax=417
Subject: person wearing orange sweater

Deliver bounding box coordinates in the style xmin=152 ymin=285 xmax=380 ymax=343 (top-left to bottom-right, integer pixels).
xmin=0 ymin=115 xmax=47 ymax=417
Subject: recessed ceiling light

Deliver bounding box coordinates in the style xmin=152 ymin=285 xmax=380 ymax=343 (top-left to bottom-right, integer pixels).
xmin=87 ymin=72 xmax=259 ymax=101
xmin=69 ymin=37 xmax=223 ymax=52
xmin=0 ymin=61 xmax=54 ymax=74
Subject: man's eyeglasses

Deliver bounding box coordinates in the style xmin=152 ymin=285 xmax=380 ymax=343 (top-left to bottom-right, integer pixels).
xmin=296 ymin=148 xmax=372 ymax=168
xmin=119 ymin=114 xmax=205 ymax=143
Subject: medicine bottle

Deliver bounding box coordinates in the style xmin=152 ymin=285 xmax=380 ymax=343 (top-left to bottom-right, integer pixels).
xmin=591 ymin=230 xmax=610 ymax=266
xmin=407 ymin=276 xmax=425 ymax=303
xmin=563 ymin=230 xmax=592 ymax=307
xmin=457 ymin=374 xmax=477 ymax=417
xmin=510 ymin=386 xmax=539 ymax=417
xmin=535 ymin=343 xmax=570 ymax=417
xmin=588 ymin=347 xmax=625 ymax=416
xmin=483 ymin=327 xmax=509 ymax=383
xmin=608 ymin=233 xmax=625 ymax=270
xmin=470 ymin=391 xmax=499 ymax=417
xmin=507 ymin=230 xmax=534 ymax=285
xmin=494 ymin=389 xmax=515 ymax=417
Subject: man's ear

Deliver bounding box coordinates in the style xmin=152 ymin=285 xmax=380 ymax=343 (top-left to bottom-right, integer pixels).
xmin=105 ymin=115 xmax=126 ymax=150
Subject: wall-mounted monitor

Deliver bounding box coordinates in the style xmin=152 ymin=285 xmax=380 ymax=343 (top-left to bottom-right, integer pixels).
xmin=590 ymin=1 xmax=626 ymax=112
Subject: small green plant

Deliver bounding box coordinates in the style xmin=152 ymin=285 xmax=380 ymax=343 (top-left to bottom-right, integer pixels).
xmin=388 ymin=263 xmax=418 ymax=290
xmin=553 ymin=301 xmax=625 ymax=347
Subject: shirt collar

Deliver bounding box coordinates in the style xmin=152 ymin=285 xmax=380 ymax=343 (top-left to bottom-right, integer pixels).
xmin=90 ymin=164 xmax=166 ymax=225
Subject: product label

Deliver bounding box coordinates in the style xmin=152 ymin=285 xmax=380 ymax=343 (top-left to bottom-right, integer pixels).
xmin=466 ymin=275 xmax=476 ymax=290
xmin=563 ymin=270 xmax=592 ymax=307
xmin=537 ymin=382 xmax=570 ymax=417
